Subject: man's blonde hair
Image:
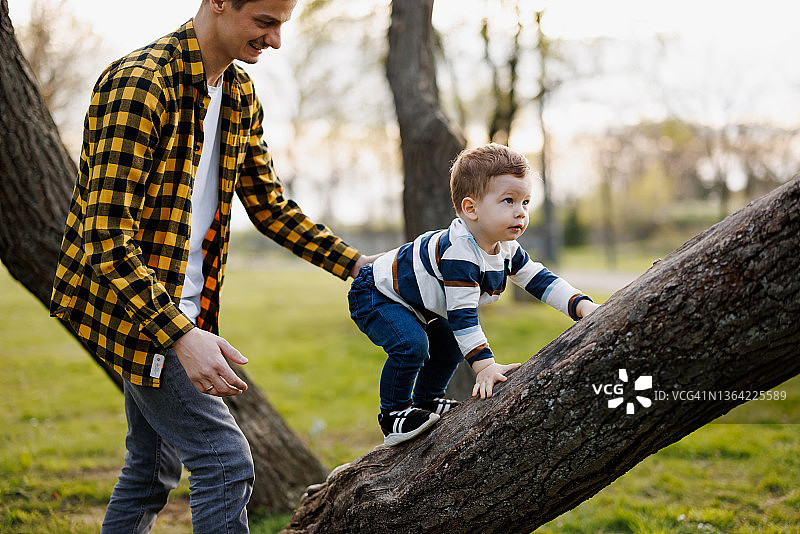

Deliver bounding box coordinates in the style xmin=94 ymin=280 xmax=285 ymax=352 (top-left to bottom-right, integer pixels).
xmin=450 ymin=143 xmax=530 ymax=213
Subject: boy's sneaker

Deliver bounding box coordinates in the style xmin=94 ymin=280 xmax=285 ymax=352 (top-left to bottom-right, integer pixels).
xmin=378 ymin=406 xmax=440 ymax=446
xmin=414 ymin=397 xmax=460 ymax=415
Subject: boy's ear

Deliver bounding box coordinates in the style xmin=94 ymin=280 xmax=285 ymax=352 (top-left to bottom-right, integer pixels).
xmin=460 ymin=197 xmax=478 ymax=220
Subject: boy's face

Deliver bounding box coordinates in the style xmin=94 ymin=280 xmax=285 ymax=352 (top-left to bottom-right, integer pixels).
xmin=463 ymin=174 xmax=532 ymax=252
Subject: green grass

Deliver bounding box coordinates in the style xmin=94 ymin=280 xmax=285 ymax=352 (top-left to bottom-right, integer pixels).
xmin=537 ymin=423 xmax=800 ymax=533
xmin=1 ymin=257 xmax=798 ymax=533
xmin=559 ymin=244 xmax=672 ymax=273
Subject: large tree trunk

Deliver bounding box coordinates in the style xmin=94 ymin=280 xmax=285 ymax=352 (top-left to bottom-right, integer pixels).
xmin=284 ymin=177 xmax=800 ymax=533
xmin=385 ymin=0 xmax=464 ymax=241
xmin=0 ymin=0 xmax=121 ymax=385
xmin=0 ymin=0 xmax=326 ymax=513
xmin=385 ymin=0 xmax=476 ymax=399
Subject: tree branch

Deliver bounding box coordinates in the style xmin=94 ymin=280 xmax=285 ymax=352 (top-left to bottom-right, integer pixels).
xmin=284 ymin=176 xmax=800 ymax=533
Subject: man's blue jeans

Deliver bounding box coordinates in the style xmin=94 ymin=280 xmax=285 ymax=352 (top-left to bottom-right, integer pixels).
xmin=349 ymin=265 xmax=463 ymax=412
xmin=101 ymin=349 xmax=254 ymax=533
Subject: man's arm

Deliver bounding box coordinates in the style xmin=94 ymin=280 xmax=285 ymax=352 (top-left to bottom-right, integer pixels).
xmin=234 ymin=86 xmax=362 ymax=278
xmin=81 ymin=65 xmax=194 ymax=351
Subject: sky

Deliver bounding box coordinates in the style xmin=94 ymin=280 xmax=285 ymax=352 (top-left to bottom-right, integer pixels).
xmin=11 ymin=0 xmax=799 ymax=57
xmin=8 ymin=0 xmax=800 ymax=224
xmin=10 ymin=0 xmax=798 ymax=129
xmin=436 ymin=0 xmax=799 ymax=137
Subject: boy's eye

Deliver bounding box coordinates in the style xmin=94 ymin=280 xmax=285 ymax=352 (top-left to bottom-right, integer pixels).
xmin=503 ymin=198 xmax=513 ymax=204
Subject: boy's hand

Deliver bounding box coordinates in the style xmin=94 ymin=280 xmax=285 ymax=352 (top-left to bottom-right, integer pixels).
xmin=471 ymin=360 xmax=521 ymax=399
xmin=577 ymin=299 xmax=600 ymax=318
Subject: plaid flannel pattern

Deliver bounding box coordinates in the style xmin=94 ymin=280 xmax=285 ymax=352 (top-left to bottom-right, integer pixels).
xmin=50 ymin=20 xmax=360 ymax=386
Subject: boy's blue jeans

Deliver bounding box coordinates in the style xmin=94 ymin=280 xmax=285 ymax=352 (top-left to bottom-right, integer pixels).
xmin=349 ymin=265 xmax=464 ymax=412
xmin=101 ymin=349 xmax=254 ymax=533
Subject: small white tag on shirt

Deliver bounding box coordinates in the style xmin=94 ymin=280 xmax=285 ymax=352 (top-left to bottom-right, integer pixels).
xmin=150 ymin=353 xmax=165 ymax=379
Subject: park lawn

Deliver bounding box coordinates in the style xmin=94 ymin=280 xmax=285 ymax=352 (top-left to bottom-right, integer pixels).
xmin=1 ymin=260 xmax=798 ymax=533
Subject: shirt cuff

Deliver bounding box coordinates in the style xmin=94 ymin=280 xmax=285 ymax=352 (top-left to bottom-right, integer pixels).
xmin=140 ymin=302 xmax=195 ymax=349
xmin=568 ymin=294 xmax=593 ymax=321
xmin=466 ymin=345 xmax=494 ymax=366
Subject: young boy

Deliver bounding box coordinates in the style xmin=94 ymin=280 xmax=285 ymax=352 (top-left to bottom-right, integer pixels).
xmin=349 ymin=143 xmax=599 ymax=446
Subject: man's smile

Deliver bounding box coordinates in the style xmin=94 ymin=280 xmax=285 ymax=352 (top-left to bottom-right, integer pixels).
xmin=248 ymin=41 xmax=265 ymax=53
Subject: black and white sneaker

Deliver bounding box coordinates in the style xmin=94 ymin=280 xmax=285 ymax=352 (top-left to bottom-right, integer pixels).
xmin=378 ymin=406 xmax=440 ymax=446
xmin=414 ymin=397 xmax=460 ymax=415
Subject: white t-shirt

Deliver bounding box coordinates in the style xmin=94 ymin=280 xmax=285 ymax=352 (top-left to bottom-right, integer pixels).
xmin=178 ymin=82 xmax=222 ymax=323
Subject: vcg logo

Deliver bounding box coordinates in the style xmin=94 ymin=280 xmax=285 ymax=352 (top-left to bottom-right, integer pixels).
xmin=592 ymin=369 xmax=653 ymax=415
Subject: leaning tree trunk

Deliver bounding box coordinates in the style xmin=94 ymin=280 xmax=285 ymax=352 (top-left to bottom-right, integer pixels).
xmin=284 ymin=177 xmax=800 ymax=533
xmin=0 ymin=0 xmax=120 ymax=385
xmin=386 ymin=0 xmax=475 ymax=398
xmin=0 ymin=0 xmax=326 ymax=513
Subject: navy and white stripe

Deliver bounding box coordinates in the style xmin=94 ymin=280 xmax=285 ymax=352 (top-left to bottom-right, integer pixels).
xmin=372 ymin=218 xmax=588 ymax=364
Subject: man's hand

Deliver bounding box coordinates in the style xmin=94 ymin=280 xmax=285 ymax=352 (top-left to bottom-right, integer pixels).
xmin=577 ymin=299 xmax=600 ymax=318
xmin=471 ymin=359 xmax=521 ymax=399
xmin=173 ymin=328 xmax=249 ymax=396
xmin=349 ymin=253 xmax=384 ymax=278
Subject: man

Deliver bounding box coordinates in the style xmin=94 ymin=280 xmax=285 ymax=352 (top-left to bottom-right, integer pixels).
xmin=49 ymin=0 xmax=376 ymax=531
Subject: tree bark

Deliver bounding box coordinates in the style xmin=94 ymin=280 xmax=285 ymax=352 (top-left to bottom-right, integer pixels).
xmin=0 ymin=0 xmax=75 ymax=306
xmin=0 ymin=0 xmax=326 ymax=513
xmin=284 ymin=176 xmax=800 ymax=533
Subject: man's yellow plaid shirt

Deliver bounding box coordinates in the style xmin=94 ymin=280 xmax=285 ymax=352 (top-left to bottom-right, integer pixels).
xmin=50 ymin=20 xmax=360 ymax=387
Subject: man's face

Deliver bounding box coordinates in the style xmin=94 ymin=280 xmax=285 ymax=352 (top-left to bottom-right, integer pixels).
xmin=214 ymin=0 xmax=298 ymax=64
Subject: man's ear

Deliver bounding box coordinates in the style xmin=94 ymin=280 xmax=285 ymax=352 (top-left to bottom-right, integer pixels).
xmin=460 ymin=197 xmax=478 ymax=220
xmin=209 ymin=0 xmax=225 ymax=13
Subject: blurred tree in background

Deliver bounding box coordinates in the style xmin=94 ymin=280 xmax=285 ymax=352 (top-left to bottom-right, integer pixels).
xmin=578 ymin=119 xmax=799 ymax=265
xmin=266 ymin=0 xmax=403 ymax=229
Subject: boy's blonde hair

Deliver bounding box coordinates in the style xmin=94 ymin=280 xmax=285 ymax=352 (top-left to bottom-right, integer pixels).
xmin=450 ymin=143 xmax=530 ymax=213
